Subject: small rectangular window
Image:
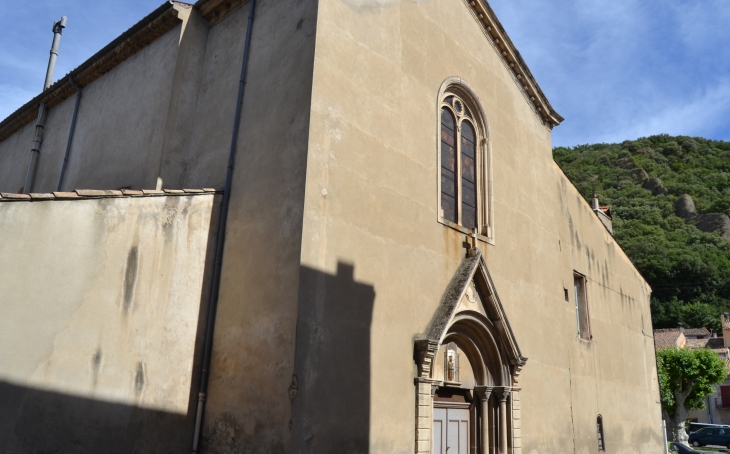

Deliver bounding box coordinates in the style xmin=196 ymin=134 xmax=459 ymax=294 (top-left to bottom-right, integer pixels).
xmin=574 ymin=273 xmax=590 ymax=340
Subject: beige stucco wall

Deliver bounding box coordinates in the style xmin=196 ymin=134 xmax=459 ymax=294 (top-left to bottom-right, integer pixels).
xmin=0 ymin=119 xmax=35 ymax=193
xmin=0 ymin=23 xmax=182 ymax=194
xmin=0 ymin=0 xmax=665 ymax=453
xmin=0 ymin=193 xmax=219 ymax=453
xmin=289 ymin=0 xmax=663 ymax=453
xmin=200 ymin=1 xmax=319 ymax=452
xmin=689 ymin=375 xmax=730 ymax=425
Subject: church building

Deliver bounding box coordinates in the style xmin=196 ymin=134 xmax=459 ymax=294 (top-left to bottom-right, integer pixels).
xmin=0 ymin=0 xmax=664 ymax=453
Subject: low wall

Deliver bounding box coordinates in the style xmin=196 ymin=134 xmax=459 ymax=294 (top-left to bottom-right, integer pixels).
xmin=0 ymin=190 xmax=220 ymax=453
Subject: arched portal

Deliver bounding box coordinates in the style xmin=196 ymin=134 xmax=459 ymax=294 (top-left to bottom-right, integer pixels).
xmin=414 ymin=249 xmax=526 ymax=454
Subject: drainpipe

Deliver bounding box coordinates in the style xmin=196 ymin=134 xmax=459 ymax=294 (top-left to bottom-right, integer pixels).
xmin=190 ymin=1 xmax=256 ymax=452
xmin=57 ymin=78 xmax=82 ymax=191
xmin=709 ymin=394 xmax=714 ymax=424
xmin=23 ymin=16 xmax=67 ymax=193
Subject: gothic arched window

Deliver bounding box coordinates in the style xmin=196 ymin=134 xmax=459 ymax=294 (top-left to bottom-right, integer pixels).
xmin=438 ymin=85 xmax=492 ymax=240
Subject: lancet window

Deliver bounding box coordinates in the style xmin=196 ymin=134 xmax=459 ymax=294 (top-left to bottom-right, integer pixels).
xmin=437 ymin=80 xmax=494 ymax=242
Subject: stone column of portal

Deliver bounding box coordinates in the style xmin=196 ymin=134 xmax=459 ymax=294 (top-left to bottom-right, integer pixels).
xmin=498 ymin=388 xmax=511 ymax=454
xmin=511 ymin=388 xmax=522 ymax=454
xmin=474 ymin=386 xmax=494 ymax=454
xmin=415 ymin=378 xmax=440 ymax=454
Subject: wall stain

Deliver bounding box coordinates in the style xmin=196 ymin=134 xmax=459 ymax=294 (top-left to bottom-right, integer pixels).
xmin=123 ymin=246 xmax=139 ymax=313
xmin=134 ymin=362 xmax=145 ymax=394
xmin=91 ymin=348 xmax=102 ymax=386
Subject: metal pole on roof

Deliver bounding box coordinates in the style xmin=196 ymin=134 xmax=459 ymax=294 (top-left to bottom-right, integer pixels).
xmin=45 ymin=17 xmax=67 ymax=90
xmin=23 ymin=16 xmax=66 ymax=194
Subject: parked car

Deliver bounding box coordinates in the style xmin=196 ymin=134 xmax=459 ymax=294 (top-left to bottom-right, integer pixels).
xmin=669 ymin=442 xmax=704 ymax=453
xmin=687 ymin=422 xmax=730 ymax=434
xmin=688 ymin=426 xmax=730 ymax=448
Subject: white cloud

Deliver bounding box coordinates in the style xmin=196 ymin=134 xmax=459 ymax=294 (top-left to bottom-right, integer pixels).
xmin=488 ymin=0 xmax=730 ymax=146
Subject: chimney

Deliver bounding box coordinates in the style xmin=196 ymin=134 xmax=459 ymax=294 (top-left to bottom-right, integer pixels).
xmin=678 ymin=322 xmax=684 ymax=333
xmin=592 ymin=194 xmax=613 ymax=234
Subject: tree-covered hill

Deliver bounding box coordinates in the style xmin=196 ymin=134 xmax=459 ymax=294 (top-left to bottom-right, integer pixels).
xmin=553 ymin=135 xmax=730 ymax=333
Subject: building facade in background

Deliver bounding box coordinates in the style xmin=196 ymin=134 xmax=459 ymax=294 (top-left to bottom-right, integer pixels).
xmin=0 ymin=0 xmax=664 ymax=452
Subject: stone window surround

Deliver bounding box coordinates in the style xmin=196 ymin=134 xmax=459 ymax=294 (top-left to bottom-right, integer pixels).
xmin=437 ymin=77 xmax=495 ymax=246
xmin=573 ymin=271 xmax=592 ymax=341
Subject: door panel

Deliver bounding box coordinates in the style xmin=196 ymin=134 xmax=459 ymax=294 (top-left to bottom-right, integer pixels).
xmin=434 ymin=408 xmax=446 ymax=454
xmin=447 ymin=408 xmax=470 ymax=454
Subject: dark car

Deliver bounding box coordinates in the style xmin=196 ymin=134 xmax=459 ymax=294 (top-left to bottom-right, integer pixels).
xmin=688 ymin=426 xmax=730 ymax=448
xmin=669 ymin=442 xmax=704 ymax=453
xmin=687 ymin=422 xmax=730 ymax=434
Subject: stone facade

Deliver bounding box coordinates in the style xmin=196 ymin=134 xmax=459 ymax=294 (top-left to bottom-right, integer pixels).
xmin=0 ymin=0 xmax=664 ymax=452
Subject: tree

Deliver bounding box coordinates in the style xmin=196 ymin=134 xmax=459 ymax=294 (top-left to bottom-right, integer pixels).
xmin=657 ymin=347 xmax=728 ymax=445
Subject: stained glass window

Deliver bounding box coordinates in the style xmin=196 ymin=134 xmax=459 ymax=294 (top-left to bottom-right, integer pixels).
xmin=461 ymin=121 xmax=477 ymax=229
xmin=439 ymin=93 xmax=482 ymax=232
xmin=441 ymin=108 xmax=457 ymax=223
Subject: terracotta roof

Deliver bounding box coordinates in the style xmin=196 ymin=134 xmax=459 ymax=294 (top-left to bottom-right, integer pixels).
xmin=654 ymin=329 xmax=685 ymax=349
xmin=685 ymin=337 xmax=729 ymax=356
xmin=686 ymin=338 xmax=710 ymax=349
xmin=684 ymin=327 xmax=712 ymax=337
xmin=0 ymin=188 xmax=220 ymax=202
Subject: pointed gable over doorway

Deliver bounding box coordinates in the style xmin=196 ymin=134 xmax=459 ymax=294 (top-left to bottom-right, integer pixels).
xmin=415 ymin=248 xmax=526 ymax=385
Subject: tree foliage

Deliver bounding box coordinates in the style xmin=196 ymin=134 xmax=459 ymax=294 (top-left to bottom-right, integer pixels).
xmin=657 ymin=347 xmax=727 ymax=414
xmin=656 ymin=347 xmax=727 ymax=443
xmin=554 ymin=135 xmax=730 ymax=332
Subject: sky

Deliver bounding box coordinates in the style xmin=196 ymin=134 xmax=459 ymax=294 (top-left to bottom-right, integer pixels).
xmin=1 ymin=0 xmax=729 ymax=147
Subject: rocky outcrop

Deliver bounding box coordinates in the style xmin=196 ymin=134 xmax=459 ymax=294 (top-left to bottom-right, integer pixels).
xmin=618 ymin=157 xmax=634 ymax=169
xmin=696 ymin=213 xmax=730 ymax=240
xmin=674 ymin=194 xmax=698 ymax=220
xmin=629 ymin=168 xmax=649 ymax=181
xmin=674 ymin=194 xmax=730 ymax=240
xmin=643 ymin=178 xmax=669 ymax=196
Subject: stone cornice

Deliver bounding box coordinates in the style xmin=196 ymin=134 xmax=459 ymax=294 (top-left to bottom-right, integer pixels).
xmin=466 ymin=0 xmax=563 ymax=130
xmin=197 ymin=0 xmax=249 ymax=26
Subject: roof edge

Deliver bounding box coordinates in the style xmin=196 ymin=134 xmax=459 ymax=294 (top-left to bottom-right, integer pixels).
xmin=0 ymin=188 xmax=222 ymax=202
xmin=0 ymin=1 xmax=180 ymax=142
xmin=467 ymin=0 xmax=563 ymax=129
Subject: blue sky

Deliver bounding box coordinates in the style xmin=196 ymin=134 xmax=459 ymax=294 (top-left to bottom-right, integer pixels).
xmin=1 ymin=0 xmax=729 ymax=147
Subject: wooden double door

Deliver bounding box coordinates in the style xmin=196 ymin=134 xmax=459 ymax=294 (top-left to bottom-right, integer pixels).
xmin=433 ymin=406 xmax=470 ymax=454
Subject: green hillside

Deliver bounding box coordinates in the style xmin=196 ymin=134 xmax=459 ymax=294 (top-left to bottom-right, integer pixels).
xmin=553 ymin=135 xmax=730 ymax=333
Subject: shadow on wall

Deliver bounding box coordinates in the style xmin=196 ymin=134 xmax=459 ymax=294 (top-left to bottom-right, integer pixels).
xmin=290 ymin=262 xmax=376 ymax=454
xmin=0 ymin=380 xmax=195 ymax=453
xmin=0 ymin=198 xmax=221 ymax=454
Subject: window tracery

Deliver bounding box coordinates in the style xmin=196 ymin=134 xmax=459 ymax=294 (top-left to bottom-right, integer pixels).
xmin=437 ymin=79 xmax=494 ymax=243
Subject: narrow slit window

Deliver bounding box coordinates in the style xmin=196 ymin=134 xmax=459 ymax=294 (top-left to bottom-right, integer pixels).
xmin=574 ymin=273 xmax=590 ymax=340
xmin=597 ymin=415 xmax=605 ymax=451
